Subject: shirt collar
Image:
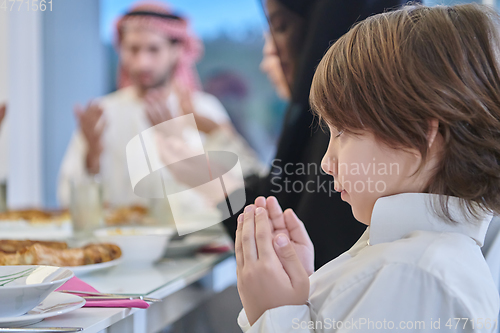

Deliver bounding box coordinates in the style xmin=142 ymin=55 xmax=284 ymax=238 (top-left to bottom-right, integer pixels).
xmin=369 ymin=193 xmax=493 ymax=247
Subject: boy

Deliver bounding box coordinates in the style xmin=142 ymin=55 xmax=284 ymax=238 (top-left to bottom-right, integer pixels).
xmin=235 ymin=4 xmax=500 ymax=332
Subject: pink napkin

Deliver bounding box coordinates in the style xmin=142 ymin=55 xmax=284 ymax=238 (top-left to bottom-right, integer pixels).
xmin=199 ymin=244 xmax=231 ymax=253
xmin=56 ymin=276 xmax=150 ymax=309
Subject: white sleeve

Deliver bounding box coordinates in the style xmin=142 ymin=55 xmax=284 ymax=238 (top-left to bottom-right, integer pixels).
xmin=323 ymin=264 xmax=481 ymax=333
xmin=238 ymin=305 xmax=314 ymax=333
xmin=239 ymin=263 xmax=484 ymax=332
xmin=57 ymin=130 xmax=95 ymax=207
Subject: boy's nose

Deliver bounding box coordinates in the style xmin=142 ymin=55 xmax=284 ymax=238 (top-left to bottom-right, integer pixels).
xmin=321 ymin=156 xmax=337 ymax=176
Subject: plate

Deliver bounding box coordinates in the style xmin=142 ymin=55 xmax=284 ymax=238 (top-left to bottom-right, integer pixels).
xmin=0 ymin=292 xmax=85 ymax=327
xmin=64 ymin=258 xmax=122 ymax=277
xmin=94 ymin=227 xmax=174 ymax=264
xmin=0 ymin=266 xmax=74 ymax=318
xmin=0 ymin=219 xmax=72 ymax=240
xmin=165 ymin=233 xmax=219 ymax=257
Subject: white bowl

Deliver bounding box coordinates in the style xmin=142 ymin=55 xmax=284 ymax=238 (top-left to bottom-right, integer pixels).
xmin=94 ymin=226 xmax=175 ymax=265
xmin=0 ymin=266 xmax=73 ymax=318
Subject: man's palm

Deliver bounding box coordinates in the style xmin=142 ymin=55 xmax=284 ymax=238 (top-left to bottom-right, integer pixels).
xmin=75 ymin=102 xmax=105 ymax=147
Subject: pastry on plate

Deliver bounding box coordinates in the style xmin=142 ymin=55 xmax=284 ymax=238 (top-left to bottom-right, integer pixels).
xmin=105 ymin=205 xmax=149 ymax=225
xmin=0 ymin=241 xmax=121 ymax=266
xmin=0 ymin=240 xmax=68 ymax=254
xmin=0 ymin=209 xmax=70 ymax=224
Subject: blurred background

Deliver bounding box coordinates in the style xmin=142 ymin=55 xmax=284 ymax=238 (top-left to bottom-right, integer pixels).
xmin=0 ymin=0 xmax=497 ymax=209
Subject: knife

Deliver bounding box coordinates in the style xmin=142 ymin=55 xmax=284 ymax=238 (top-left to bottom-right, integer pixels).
xmin=58 ymin=290 xmax=161 ymax=303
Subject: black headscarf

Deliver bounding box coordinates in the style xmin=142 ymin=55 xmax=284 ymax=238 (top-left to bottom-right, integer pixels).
xmin=223 ymin=0 xmax=416 ymax=269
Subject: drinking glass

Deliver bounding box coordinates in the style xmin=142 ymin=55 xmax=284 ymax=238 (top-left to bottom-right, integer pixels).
xmin=70 ymin=178 xmax=103 ymax=238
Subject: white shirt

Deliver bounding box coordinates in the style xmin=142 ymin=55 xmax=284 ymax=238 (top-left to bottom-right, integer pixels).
xmin=238 ymin=193 xmax=499 ymax=332
xmin=58 ymin=87 xmax=261 ymax=211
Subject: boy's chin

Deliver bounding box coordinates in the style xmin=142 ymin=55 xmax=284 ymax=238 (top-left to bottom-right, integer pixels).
xmin=351 ymin=204 xmax=371 ymax=226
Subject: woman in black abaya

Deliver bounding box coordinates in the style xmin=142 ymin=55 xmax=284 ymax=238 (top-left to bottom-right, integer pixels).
xmin=223 ymin=0 xmax=414 ymax=269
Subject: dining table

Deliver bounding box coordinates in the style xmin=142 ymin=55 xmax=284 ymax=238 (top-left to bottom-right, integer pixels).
xmin=21 ymin=233 xmax=237 ymax=333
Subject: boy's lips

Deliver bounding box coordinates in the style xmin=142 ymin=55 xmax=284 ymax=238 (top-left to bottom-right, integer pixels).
xmin=334 ymin=185 xmax=345 ymax=193
xmin=334 ymin=184 xmax=348 ymax=198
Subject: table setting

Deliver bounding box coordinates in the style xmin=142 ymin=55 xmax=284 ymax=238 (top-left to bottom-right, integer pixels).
xmin=0 ymin=188 xmax=234 ymax=332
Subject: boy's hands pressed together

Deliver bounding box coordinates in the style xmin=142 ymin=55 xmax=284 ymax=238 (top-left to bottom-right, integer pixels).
xmin=236 ymin=205 xmax=310 ymax=326
xmin=255 ymin=196 xmax=315 ymax=276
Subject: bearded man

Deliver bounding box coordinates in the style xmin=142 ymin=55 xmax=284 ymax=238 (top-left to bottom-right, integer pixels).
xmin=58 ymin=2 xmax=260 ymax=212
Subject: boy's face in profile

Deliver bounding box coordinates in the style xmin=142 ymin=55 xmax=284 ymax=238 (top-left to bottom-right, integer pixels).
xmin=321 ymin=125 xmax=429 ymax=225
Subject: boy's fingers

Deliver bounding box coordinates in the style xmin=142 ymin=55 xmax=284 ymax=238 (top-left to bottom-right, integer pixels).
xmin=254 ymin=197 xmax=271 ymax=229
xmin=273 ymin=233 xmax=309 ymax=287
xmin=254 ymin=207 xmax=273 ymax=258
xmin=284 ymin=209 xmax=312 ymax=246
xmin=254 ymin=196 xmax=266 ymax=208
xmin=235 ymin=214 xmax=244 ymax=268
xmin=283 ymin=208 xmax=303 ymax=229
xmin=242 ymin=205 xmax=257 ymax=262
xmin=266 ymin=196 xmax=285 ymax=229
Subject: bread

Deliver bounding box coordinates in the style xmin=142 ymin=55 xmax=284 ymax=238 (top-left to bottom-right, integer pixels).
xmin=0 ymin=252 xmax=19 ymax=265
xmin=18 ymin=244 xmax=85 ymax=266
xmin=105 ymin=205 xmax=148 ymax=225
xmin=0 ymin=240 xmax=67 ymax=254
xmin=0 ymin=241 xmax=121 ymax=266
xmin=0 ymin=209 xmax=70 ymax=223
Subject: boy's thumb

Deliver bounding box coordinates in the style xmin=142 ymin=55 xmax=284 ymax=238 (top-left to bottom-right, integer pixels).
xmin=273 ymin=234 xmax=308 ymax=286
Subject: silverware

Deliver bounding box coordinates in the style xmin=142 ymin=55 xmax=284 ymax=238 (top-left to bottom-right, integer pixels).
xmin=82 ymin=296 xmax=145 ymax=301
xmin=0 ymin=328 xmax=83 ymax=332
xmin=58 ymin=290 xmax=161 ymax=303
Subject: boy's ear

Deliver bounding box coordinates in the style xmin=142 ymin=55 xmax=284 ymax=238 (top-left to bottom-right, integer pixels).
xmin=426 ymin=119 xmax=440 ymax=148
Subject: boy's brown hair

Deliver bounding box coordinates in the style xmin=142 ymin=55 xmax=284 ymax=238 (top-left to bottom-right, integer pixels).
xmin=310 ymin=3 xmax=500 ymax=221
